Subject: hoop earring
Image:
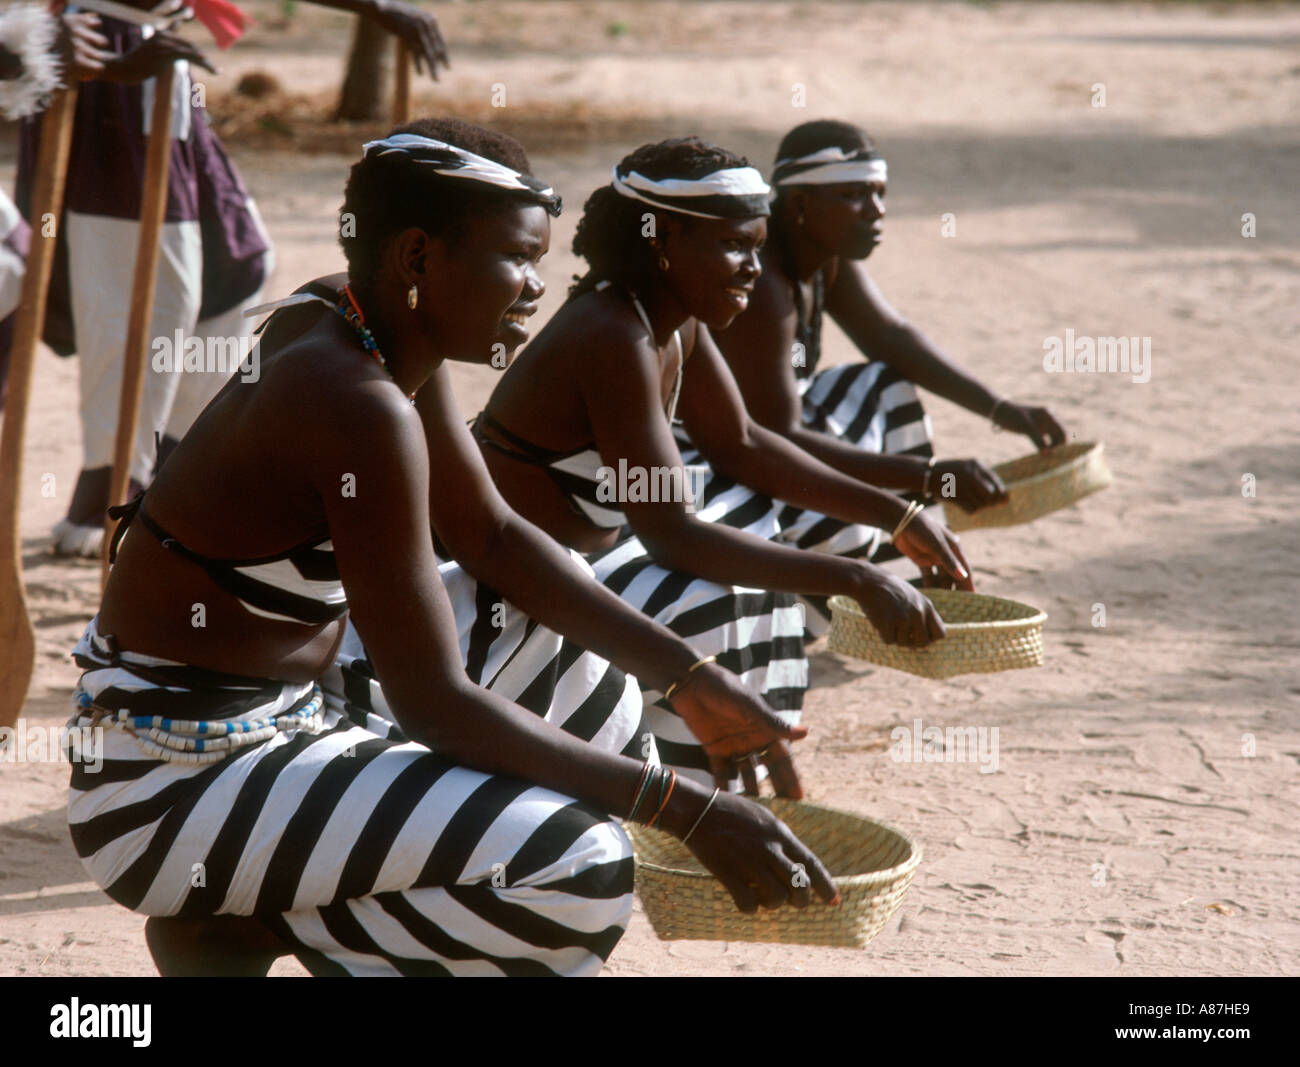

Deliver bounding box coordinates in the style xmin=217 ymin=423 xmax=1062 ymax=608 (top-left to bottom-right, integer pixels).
xmin=657 ymin=252 xmax=670 ymax=272
xmin=407 ymin=283 xmax=419 ymax=310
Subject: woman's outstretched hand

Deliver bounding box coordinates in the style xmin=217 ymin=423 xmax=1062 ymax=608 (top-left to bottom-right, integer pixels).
xmin=931 ymin=458 xmax=1008 ymax=513
xmin=851 ymin=563 xmax=947 ymax=646
xmin=893 ymin=510 xmax=975 ymax=592
xmin=994 ymin=401 xmax=1067 ymax=451
xmin=681 ymin=790 xmax=839 ymax=913
xmin=668 ymin=663 xmax=806 ymax=797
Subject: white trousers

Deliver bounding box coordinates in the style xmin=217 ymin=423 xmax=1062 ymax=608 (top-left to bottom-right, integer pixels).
xmin=0 ymin=191 xmax=24 ymax=322
xmin=67 ymin=210 xmax=270 ymax=485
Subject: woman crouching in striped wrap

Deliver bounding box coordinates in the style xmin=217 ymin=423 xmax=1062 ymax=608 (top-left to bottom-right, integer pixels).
xmin=69 ymin=119 xmax=838 ymax=977
xmin=703 ymin=121 xmax=1067 ymax=633
xmin=475 ymin=137 xmax=974 ymax=790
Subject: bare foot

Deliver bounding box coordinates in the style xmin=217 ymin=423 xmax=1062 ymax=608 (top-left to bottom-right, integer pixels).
xmin=144 ymin=915 xmax=290 ymax=977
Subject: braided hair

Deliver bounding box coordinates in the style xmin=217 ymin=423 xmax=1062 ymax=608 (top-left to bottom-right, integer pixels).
xmin=568 ymin=137 xmax=756 ymax=301
xmin=339 ymin=117 xmax=536 ymax=305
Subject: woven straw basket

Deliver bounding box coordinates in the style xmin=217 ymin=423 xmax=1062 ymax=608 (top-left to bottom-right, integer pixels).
xmin=626 ymin=797 xmax=921 ymax=948
xmin=944 ymin=441 xmax=1112 ymax=532
xmin=828 ymin=589 xmax=1046 ymax=679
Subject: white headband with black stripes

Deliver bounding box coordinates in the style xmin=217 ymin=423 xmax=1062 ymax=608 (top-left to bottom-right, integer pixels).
xmin=362 ymin=134 xmax=562 ymax=216
xmin=611 ymin=164 xmax=771 ymax=219
xmin=771 ymin=146 xmax=887 ymax=187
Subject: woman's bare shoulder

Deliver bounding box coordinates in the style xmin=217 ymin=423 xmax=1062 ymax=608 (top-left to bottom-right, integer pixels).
xmin=539 ymin=288 xmax=657 ymax=356
xmin=204 ymin=295 xmax=422 ymax=497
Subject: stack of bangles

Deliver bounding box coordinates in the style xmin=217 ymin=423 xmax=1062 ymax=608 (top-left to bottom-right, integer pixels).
xmin=626 ymin=759 xmax=721 ymax=844
xmin=891 ymin=499 xmax=926 ymax=541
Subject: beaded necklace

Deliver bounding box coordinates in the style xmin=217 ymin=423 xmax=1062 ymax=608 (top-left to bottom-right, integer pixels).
xmin=332 ymin=284 xmax=417 ymax=403
xmin=771 ymin=217 xmax=824 ymax=383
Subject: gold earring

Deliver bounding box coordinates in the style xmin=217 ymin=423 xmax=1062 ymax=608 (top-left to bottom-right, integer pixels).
xmin=658 ymin=252 xmax=670 ymax=272
xmin=407 ymin=283 xmax=418 ymax=310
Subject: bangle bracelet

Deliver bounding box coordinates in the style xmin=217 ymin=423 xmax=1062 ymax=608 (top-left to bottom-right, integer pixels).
xmin=921 ymin=456 xmax=937 ymax=498
xmin=664 ymin=654 xmax=718 ymax=703
xmin=680 ymin=787 xmax=721 ymax=844
xmin=891 ymin=499 xmax=924 ymax=541
xmin=626 ymin=761 xmax=656 ymax=821
xmin=647 ymin=769 xmax=677 ymax=828
xmin=648 ymin=767 xmax=672 ymax=827
xmin=989 ymin=397 xmax=1009 ymax=428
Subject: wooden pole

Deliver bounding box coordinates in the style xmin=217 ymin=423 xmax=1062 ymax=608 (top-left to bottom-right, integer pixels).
xmin=0 ymin=86 xmax=79 ymax=729
xmin=392 ymin=40 xmax=411 ymax=125
xmin=101 ymin=64 xmax=176 ymax=588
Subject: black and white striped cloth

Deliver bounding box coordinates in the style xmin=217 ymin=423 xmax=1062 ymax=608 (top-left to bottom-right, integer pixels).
xmin=770 ymin=145 xmax=887 ymax=188
xmin=67 ymin=599 xmax=640 ymax=976
xmin=783 ymin=359 xmax=938 ymax=554
xmin=587 ymin=464 xmax=808 ymax=785
xmin=674 ymin=357 xmax=940 ymax=638
xmin=362 ymin=134 xmax=562 ymax=216
xmin=330 ymin=551 xmax=649 ymax=759
xmin=610 ymin=163 xmax=771 ymax=220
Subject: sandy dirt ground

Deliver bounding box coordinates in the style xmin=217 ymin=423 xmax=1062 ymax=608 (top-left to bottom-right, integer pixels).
xmin=1 ymin=1 xmax=1298 ymax=977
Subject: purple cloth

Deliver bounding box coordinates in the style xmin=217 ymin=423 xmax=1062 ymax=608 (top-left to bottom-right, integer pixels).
xmin=13 ymin=15 xmax=270 ymax=354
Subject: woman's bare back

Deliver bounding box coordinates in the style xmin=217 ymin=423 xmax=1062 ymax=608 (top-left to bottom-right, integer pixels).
xmin=98 ymin=281 xmax=393 ymax=681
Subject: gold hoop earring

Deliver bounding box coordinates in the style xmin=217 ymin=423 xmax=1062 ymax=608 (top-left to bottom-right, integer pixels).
xmin=407 ymin=283 xmax=419 ymax=310
xmin=658 ymin=252 xmax=670 ymax=272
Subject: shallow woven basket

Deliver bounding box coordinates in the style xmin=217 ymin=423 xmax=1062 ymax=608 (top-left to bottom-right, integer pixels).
xmin=626 ymin=797 xmax=921 ymax=948
xmin=944 ymin=440 xmax=1112 ymax=532
xmin=828 ymin=589 xmax=1046 ymax=679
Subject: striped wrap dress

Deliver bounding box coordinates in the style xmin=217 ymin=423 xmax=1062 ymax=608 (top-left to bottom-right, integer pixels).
xmin=676 ymin=269 xmax=939 ymax=635
xmin=464 ymin=285 xmax=809 ymax=789
xmin=66 ymin=461 xmax=642 ymax=979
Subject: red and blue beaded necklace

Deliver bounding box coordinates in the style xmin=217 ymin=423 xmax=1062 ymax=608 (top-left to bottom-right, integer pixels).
xmin=333 ymin=284 xmax=416 ymax=403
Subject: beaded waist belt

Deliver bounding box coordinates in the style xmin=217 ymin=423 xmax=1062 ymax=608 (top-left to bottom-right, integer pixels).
xmin=72 ymin=685 xmax=326 ymax=765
